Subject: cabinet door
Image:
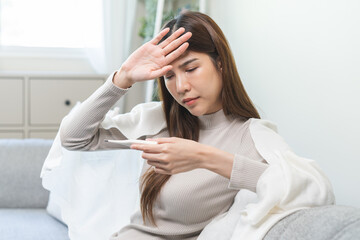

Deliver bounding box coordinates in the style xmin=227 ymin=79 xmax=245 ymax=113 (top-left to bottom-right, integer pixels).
xmin=0 ymin=131 xmax=24 ymax=139
xmin=30 ymin=79 xmax=104 ymax=125
xmin=0 ymin=79 xmax=24 ymax=125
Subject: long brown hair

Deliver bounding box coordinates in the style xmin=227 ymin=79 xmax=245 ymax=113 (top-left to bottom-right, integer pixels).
xmin=140 ymin=11 xmax=261 ymax=226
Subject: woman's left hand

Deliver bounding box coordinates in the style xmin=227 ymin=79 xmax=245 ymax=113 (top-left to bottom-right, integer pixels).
xmin=130 ymin=137 xmax=206 ymax=175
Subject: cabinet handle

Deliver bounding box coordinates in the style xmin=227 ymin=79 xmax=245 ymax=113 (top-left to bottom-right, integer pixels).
xmin=64 ymin=100 xmax=71 ymax=106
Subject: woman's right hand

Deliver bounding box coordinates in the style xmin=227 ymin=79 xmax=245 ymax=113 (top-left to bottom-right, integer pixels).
xmin=113 ymin=27 xmax=192 ymax=89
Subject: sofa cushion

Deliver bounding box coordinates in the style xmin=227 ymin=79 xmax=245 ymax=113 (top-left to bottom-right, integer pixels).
xmin=0 ymin=208 xmax=69 ymax=240
xmin=264 ymin=205 xmax=360 ymax=240
xmin=0 ymin=139 xmax=52 ymax=208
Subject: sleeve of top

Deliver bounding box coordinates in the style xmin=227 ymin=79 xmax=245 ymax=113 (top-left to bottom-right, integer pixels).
xmin=228 ymin=155 xmax=268 ymax=192
xmin=60 ymin=72 xmax=131 ymax=151
xmin=228 ymin=123 xmax=269 ymax=192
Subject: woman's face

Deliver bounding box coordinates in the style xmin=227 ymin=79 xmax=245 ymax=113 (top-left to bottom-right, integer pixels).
xmin=164 ymin=51 xmax=223 ymax=116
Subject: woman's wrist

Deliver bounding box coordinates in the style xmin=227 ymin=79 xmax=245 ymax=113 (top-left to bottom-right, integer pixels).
xmin=113 ymin=66 xmax=133 ymax=89
xmin=199 ymin=145 xmax=234 ymax=179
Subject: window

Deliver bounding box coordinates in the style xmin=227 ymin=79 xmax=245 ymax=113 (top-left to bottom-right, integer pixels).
xmin=0 ymin=0 xmax=102 ymax=49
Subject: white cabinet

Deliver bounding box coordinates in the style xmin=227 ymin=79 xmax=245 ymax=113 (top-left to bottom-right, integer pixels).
xmin=29 ymin=79 xmax=103 ymax=125
xmin=0 ymin=74 xmax=106 ymax=139
xmin=0 ymin=131 xmax=24 ymax=139
xmin=0 ymin=79 xmax=24 ymax=125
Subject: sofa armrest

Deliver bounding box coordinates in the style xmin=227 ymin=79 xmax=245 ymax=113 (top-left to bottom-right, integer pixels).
xmin=264 ymin=205 xmax=360 ymax=239
xmin=0 ymin=139 xmax=53 ymax=208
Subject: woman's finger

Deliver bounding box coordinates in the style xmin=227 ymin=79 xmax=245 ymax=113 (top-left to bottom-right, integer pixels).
xmin=164 ymin=42 xmax=189 ymax=64
xmin=143 ymin=152 xmax=157 ymax=161
xmin=147 ymin=160 xmax=167 ymax=166
xmin=158 ymin=27 xmax=185 ymax=49
xmin=148 ymin=65 xmax=173 ymax=80
xmin=131 ymin=143 xmax=163 ymax=153
xmin=147 ymin=160 xmax=166 ymax=170
xmin=142 ymin=152 xmax=167 ymax=162
xmin=150 ymin=27 xmax=170 ymax=45
xmin=153 ymin=167 xmax=170 ymax=175
xmin=163 ymin=32 xmax=192 ymax=55
xmin=147 ymin=137 xmax=176 ymax=144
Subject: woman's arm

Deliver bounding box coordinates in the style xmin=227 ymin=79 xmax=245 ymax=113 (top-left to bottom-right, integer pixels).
xmin=131 ymin=137 xmax=268 ymax=192
xmin=60 ymin=72 xmax=130 ymax=151
xmin=60 ymin=27 xmax=192 ymax=151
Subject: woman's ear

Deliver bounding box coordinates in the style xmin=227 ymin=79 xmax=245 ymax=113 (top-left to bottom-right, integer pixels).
xmin=216 ymin=57 xmax=222 ymax=72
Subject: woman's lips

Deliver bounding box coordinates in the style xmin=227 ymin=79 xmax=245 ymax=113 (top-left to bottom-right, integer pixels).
xmin=183 ymin=97 xmax=199 ymax=106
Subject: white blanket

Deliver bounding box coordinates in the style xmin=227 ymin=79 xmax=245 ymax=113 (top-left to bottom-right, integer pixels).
xmin=41 ymin=102 xmax=335 ymax=240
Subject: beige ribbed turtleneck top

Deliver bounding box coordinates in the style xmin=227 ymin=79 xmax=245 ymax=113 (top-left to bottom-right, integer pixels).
xmin=60 ymin=75 xmax=268 ymax=240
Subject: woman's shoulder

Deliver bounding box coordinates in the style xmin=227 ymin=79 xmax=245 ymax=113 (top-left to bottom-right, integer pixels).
xmin=231 ymin=117 xmax=278 ymax=134
xmin=247 ymin=118 xmax=278 ymax=133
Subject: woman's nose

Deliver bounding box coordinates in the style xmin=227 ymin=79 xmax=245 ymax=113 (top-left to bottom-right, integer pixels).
xmin=176 ymin=75 xmax=191 ymax=93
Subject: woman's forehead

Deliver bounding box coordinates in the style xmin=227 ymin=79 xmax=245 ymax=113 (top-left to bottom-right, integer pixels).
xmin=170 ymin=50 xmax=191 ymax=64
xmin=169 ymin=51 xmax=204 ymax=67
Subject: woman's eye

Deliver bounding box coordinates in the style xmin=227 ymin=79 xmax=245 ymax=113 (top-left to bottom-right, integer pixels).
xmin=186 ymin=67 xmax=197 ymax=73
xmin=165 ymin=75 xmax=174 ymax=80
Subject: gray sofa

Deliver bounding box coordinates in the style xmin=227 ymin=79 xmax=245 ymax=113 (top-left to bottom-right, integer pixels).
xmin=0 ymin=139 xmax=69 ymax=240
xmin=1 ymin=139 xmax=360 ymax=240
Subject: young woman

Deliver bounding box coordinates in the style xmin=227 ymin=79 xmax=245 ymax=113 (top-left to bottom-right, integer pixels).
xmin=60 ymin=11 xmax=335 ymax=240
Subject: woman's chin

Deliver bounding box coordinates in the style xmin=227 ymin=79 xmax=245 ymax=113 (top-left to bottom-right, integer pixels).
xmin=186 ymin=107 xmax=207 ymax=117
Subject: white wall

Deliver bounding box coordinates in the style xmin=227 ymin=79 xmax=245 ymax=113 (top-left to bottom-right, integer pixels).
xmin=0 ymin=55 xmax=95 ymax=73
xmin=0 ymin=0 xmax=145 ymax=113
xmin=208 ymin=0 xmax=360 ymax=207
